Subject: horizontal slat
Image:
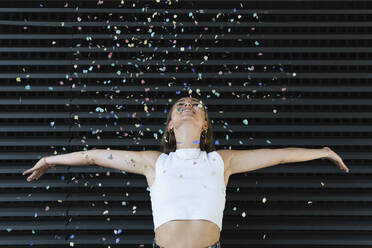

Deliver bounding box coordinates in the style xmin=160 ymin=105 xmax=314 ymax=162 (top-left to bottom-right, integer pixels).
xmin=3 ymin=59 xmax=372 ymax=65
xmin=1 ymin=47 xmax=372 ymax=52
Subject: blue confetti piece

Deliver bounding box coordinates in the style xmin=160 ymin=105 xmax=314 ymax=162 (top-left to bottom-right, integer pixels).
xmin=96 ymin=107 xmax=104 ymax=112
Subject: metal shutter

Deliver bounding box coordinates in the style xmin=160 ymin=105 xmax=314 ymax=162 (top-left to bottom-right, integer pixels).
xmin=1 ymin=0 xmax=368 ymax=247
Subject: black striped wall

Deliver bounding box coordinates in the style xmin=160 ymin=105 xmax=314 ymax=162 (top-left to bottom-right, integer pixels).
xmin=1 ymin=0 xmax=369 ymax=247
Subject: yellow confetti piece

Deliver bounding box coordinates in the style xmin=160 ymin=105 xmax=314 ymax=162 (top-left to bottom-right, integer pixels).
xmin=262 ymin=197 xmax=267 ymax=203
xmin=16 ymin=77 xmax=21 ymax=82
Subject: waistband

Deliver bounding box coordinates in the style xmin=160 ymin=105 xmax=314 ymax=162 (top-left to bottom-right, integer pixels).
xmin=153 ymin=238 xmax=221 ymax=248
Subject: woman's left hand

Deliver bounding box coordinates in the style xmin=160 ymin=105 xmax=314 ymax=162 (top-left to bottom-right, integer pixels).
xmin=322 ymin=147 xmax=350 ymax=173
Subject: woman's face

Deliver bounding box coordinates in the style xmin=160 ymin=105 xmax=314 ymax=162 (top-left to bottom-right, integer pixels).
xmin=169 ymin=97 xmax=207 ymax=130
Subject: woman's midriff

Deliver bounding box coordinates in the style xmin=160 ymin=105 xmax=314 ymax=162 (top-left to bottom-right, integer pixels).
xmin=155 ymin=219 xmax=220 ymax=248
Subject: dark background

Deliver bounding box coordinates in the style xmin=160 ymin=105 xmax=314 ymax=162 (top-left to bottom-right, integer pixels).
xmin=0 ymin=0 xmax=369 ymax=247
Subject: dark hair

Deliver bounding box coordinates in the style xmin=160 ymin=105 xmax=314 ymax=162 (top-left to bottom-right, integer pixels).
xmin=160 ymin=97 xmax=216 ymax=154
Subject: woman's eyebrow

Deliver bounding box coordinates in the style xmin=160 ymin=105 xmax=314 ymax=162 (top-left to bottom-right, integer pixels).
xmin=176 ymin=99 xmax=201 ymax=103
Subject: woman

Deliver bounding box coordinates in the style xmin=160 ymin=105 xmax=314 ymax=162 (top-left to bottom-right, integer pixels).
xmin=22 ymin=96 xmax=350 ymax=248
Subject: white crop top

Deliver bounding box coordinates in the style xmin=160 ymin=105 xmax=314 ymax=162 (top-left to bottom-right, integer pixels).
xmin=149 ymin=148 xmax=226 ymax=232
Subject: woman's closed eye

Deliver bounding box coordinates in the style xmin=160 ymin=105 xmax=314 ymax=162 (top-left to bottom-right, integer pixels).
xmin=178 ymin=103 xmax=198 ymax=106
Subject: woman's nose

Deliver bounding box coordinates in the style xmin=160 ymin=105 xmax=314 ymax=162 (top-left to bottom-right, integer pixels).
xmin=183 ymin=102 xmax=192 ymax=108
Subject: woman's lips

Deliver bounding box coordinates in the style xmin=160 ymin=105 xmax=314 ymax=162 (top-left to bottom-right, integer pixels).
xmin=182 ymin=109 xmax=195 ymax=114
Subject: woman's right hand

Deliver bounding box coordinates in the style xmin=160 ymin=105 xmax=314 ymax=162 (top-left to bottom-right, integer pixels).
xmin=22 ymin=157 xmax=56 ymax=182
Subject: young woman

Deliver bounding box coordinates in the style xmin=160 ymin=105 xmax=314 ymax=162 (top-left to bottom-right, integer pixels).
xmin=22 ymin=96 xmax=350 ymax=248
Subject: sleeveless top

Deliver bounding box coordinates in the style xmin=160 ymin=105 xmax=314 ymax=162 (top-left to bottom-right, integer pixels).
xmin=149 ymin=148 xmax=226 ymax=232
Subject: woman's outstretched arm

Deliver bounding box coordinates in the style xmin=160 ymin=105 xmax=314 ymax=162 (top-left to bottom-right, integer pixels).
xmin=22 ymin=149 xmax=151 ymax=182
xmin=227 ymin=147 xmax=349 ymax=175
xmin=283 ymin=146 xmax=349 ymax=172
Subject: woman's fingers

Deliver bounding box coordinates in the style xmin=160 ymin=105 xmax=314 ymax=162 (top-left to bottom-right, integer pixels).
xmin=24 ymin=164 xmax=45 ymax=181
xmin=335 ymin=155 xmax=349 ymax=172
xmin=23 ymin=167 xmax=34 ymax=175
xmin=27 ymin=170 xmax=42 ymax=181
xmin=331 ymin=150 xmax=349 ymax=173
xmin=323 ymin=147 xmax=350 ymax=173
xmin=27 ymin=171 xmax=37 ymax=181
xmin=340 ymin=160 xmax=350 ymax=172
